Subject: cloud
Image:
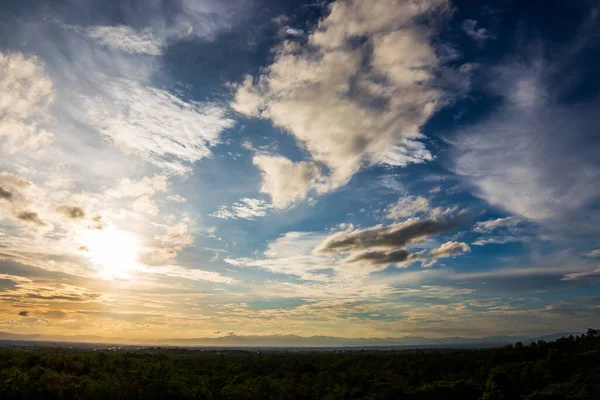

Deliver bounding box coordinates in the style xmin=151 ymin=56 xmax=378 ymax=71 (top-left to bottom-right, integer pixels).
xmin=451 ymin=49 xmax=600 ymax=231
xmin=473 ymin=217 xmax=522 ymax=233
xmin=83 ymin=78 xmax=235 ymax=174
xmin=471 ymin=217 xmax=530 ymax=246
xmin=85 ymin=25 xmax=164 ymax=55
xmin=232 ymin=0 xmax=452 ymax=205
xmin=316 ymin=218 xmax=460 ymax=255
xmin=17 ymin=211 xmax=46 ymax=226
xmin=56 ymin=206 xmax=85 ymax=219
xmin=561 ymin=269 xmax=600 ymax=281
xmin=0 ymin=186 xmax=12 ymax=201
xmin=461 ymin=19 xmax=495 ymax=43
xmin=345 ymin=249 xmax=411 ymax=266
xmin=140 ymin=265 xmax=237 ymax=284
xmin=109 ymin=175 xmax=169 ymax=198
xmin=167 ymin=194 xmax=186 ymax=203
xmin=428 ymin=241 xmax=470 ymax=258
xmin=0 ymin=52 xmax=54 ymax=154
xmin=25 ymin=292 xmax=100 ymax=302
xmin=252 ymin=155 xmax=324 ymax=208
xmin=225 ymin=231 xmax=336 ymax=280
xmin=156 ymin=220 xmax=195 ymax=247
xmin=55 ymin=0 xmax=247 ymax=51
xmin=472 ymin=237 xmax=524 ymax=246
xmin=585 ymin=249 xmax=600 ymax=258
xmin=0 ymin=1 xmax=246 ymax=311
xmin=386 ymin=196 xmax=431 ymax=220
xmin=283 ymin=27 xmax=304 ymax=37
xmin=132 ymin=195 xmax=160 ymax=216
xmin=18 ymin=311 xmax=29 ymax=317
xmin=211 ymin=198 xmax=274 ymax=220
xmin=40 ymin=311 xmax=67 ymax=319
xmin=343 ymin=240 xmax=469 ymax=268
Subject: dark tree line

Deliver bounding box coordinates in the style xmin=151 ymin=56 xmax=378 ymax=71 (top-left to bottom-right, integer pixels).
xmin=1 ymin=329 xmax=599 ymax=399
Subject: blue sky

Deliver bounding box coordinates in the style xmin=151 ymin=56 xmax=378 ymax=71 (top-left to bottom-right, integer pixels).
xmin=0 ymin=0 xmax=599 ymax=341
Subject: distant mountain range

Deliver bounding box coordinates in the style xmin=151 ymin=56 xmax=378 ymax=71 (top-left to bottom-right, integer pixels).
xmin=0 ymin=331 xmax=582 ymax=348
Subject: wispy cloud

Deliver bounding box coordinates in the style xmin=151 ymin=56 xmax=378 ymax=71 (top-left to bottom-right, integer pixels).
xmin=451 ymin=56 xmax=600 ymax=232
xmin=83 ymin=78 xmax=235 ymax=174
xmin=461 ymin=19 xmax=495 ymax=43
xmin=85 ymin=25 xmax=164 ymax=55
xmin=585 ymin=249 xmax=600 ymax=258
xmin=210 ymin=198 xmax=274 ymax=220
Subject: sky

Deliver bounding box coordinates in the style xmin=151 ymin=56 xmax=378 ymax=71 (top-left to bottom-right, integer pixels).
xmin=0 ymin=0 xmax=599 ymax=341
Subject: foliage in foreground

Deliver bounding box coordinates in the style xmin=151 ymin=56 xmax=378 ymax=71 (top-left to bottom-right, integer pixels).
xmin=1 ymin=329 xmax=600 ymax=399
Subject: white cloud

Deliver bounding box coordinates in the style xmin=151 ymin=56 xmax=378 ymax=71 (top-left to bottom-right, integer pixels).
xmin=211 ymin=198 xmax=274 ymax=220
xmin=55 ymin=0 xmax=246 ymax=53
xmin=386 ymin=196 xmax=430 ymax=220
xmin=451 ymin=59 xmax=600 ymax=230
xmin=472 ymin=237 xmax=524 ymax=246
xmin=83 ymin=78 xmax=235 ymax=174
xmin=252 ymin=155 xmax=325 ymax=208
xmin=471 ymin=217 xmax=529 ymax=246
xmin=86 ymin=25 xmax=164 ymax=55
xmin=585 ymin=249 xmax=600 ymax=258
xmin=140 ymin=264 xmax=236 ymax=284
xmin=225 ymin=231 xmax=335 ymax=280
xmin=232 ymin=0 xmax=451 ymax=206
xmin=561 ymin=269 xmax=600 ymax=281
xmin=109 ymin=175 xmax=169 ymax=198
xmin=132 ymin=195 xmax=160 ymax=216
xmin=461 ymin=19 xmax=495 ymax=43
xmin=167 ymin=194 xmax=186 ymax=203
xmin=283 ymin=27 xmax=304 ymax=37
xmin=382 ymin=136 xmax=434 ymax=167
xmin=156 ymin=220 xmax=195 ymax=247
xmin=428 ymin=241 xmax=470 ymax=259
xmin=473 ymin=217 xmax=522 ymax=233
xmin=0 ymin=52 xmax=55 ymax=154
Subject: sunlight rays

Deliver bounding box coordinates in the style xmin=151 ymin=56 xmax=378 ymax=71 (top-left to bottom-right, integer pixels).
xmin=82 ymin=226 xmax=140 ymax=280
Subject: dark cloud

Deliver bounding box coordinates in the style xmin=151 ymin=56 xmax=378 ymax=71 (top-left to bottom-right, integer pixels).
xmin=0 ymin=186 xmax=12 ymax=201
xmin=548 ymin=297 xmax=600 ymax=318
xmin=18 ymin=311 xmax=29 ymax=317
xmin=343 ymin=241 xmax=470 ymax=267
xmin=26 ymin=293 xmax=100 ymax=302
xmin=40 ymin=310 xmax=67 ymax=319
xmin=88 ymin=215 xmax=105 ymax=230
xmin=17 ymin=211 xmax=46 ymax=226
xmin=57 ymin=205 xmax=85 ymax=219
xmin=346 ymin=249 xmax=411 ymax=266
xmin=316 ymin=219 xmax=460 ymax=254
xmin=0 ymin=278 xmax=17 ymax=291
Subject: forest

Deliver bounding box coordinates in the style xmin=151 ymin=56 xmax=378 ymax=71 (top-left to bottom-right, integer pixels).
xmin=1 ymin=329 xmax=599 ymax=400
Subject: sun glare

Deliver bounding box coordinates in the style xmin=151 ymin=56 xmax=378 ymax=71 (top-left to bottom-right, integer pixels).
xmin=82 ymin=226 xmax=140 ymax=279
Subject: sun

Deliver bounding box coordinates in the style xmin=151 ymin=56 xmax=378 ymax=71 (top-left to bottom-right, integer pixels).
xmin=81 ymin=226 xmax=140 ymax=279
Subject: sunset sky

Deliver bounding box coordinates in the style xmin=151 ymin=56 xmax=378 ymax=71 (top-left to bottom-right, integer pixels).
xmin=1 ymin=0 xmax=599 ymax=341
